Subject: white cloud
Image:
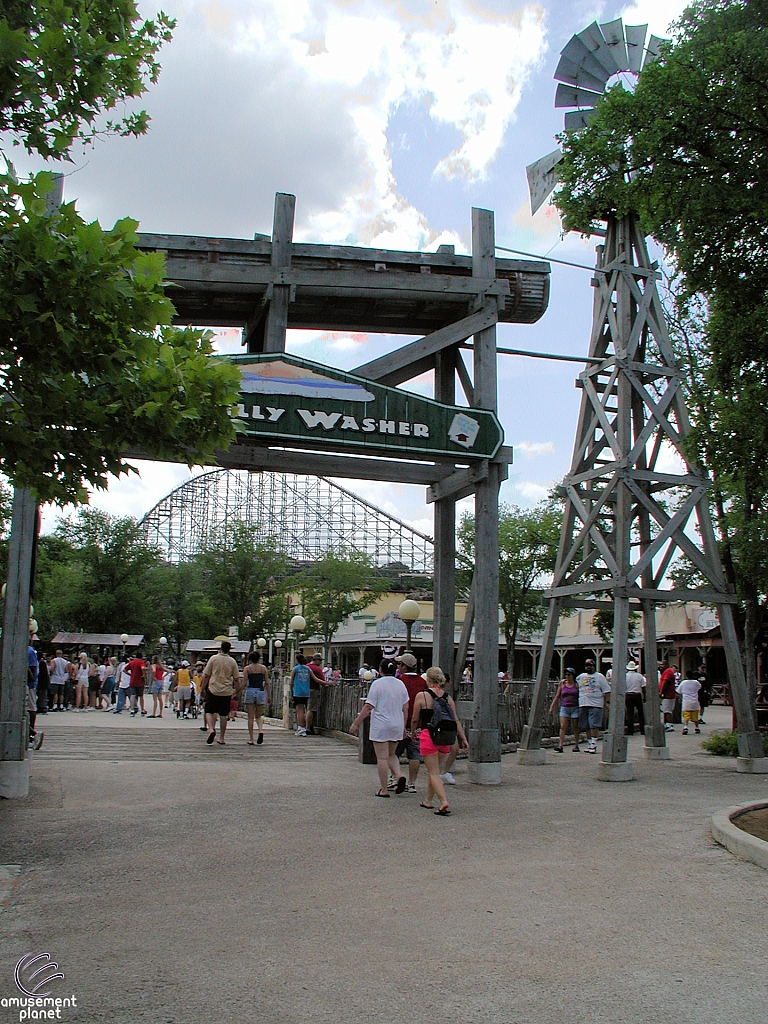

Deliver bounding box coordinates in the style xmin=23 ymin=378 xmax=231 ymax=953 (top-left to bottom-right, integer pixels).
xmin=514 ymin=480 xmax=550 ymax=502
xmin=515 ymin=441 xmax=555 ymax=457
xmin=619 ymin=0 xmax=690 ymax=37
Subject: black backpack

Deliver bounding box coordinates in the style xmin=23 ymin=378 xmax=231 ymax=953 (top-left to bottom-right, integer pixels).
xmin=426 ymin=689 xmax=458 ymax=746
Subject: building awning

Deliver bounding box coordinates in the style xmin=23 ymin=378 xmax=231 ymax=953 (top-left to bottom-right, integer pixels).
xmin=185 ymin=639 xmax=252 ymax=655
xmin=51 ymin=632 xmax=144 ymax=647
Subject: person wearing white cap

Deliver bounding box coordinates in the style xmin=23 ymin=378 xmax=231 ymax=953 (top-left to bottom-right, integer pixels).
xmin=624 ymin=661 xmax=646 ymax=736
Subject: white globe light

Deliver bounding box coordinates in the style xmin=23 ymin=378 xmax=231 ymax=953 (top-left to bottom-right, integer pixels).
xmin=257 ymin=637 xmax=267 ymax=648
xmin=274 ymin=639 xmax=283 ymax=649
xmin=120 ymin=633 xmax=129 ymax=644
xmin=29 ymin=618 xmax=38 ymax=634
xmin=290 ymin=615 xmax=306 ymax=633
xmin=363 ymin=669 xmax=373 ymax=682
xmin=159 ymin=636 xmax=167 ymax=646
xmin=399 ymin=599 xmax=421 ymax=623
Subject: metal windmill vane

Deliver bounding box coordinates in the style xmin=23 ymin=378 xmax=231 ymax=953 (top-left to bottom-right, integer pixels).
xmin=526 ymin=19 xmax=663 ymax=217
xmin=516 ymin=19 xmax=768 ymax=777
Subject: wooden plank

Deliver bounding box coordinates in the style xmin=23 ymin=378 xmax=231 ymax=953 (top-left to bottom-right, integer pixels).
xmin=353 ymin=305 xmax=498 ymax=385
xmin=455 ymin=349 xmax=474 ymax=405
xmin=138 ymin=231 xmax=549 ymax=274
xmin=162 ymin=260 xmax=513 ymax=298
xmin=124 ymin=446 xmax=454 ymax=485
xmin=427 ymin=463 xmax=489 ymax=503
xmin=624 ymin=586 xmax=738 ymax=604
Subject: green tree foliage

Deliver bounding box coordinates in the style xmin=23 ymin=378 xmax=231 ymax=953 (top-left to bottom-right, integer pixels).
xmin=297 ymin=550 xmax=388 ymax=660
xmin=555 ymin=0 xmax=768 ymax=696
xmin=36 ymin=507 xmax=161 ymax=638
xmin=195 ymin=524 xmax=289 ymax=640
xmin=591 ymin=607 xmax=641 ymax=645
xmin=1 ymin=0 xmax=174 ymax=159
xmin=0 ymin=2 xmax=241 ymax=506
xmin=0 ymin=175 xmax=241 ymax=503
xmin=151 ymin=561 xmax=213 ymax=658
xmin=458 ymin=501 xmax=562 ymax=675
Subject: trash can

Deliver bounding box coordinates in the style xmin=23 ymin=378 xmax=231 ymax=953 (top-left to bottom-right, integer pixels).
xmin=357 ymin=698 xmax=376 ymax=764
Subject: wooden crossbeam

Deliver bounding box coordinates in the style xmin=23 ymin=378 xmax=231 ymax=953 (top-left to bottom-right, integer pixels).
xmin=426 ymin=455 xmax=511 ymax=504
xmin=353 ymin=305 xmax=498 ymax=386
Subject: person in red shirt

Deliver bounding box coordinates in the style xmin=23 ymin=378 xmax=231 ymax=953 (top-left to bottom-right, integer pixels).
xmin=659 ymin=659 xmax=677 ymax=732
xmin=393 ymin=652 xmax=427 ymax=793
xmin=305 ymin=654 xmax=335 ymax=735
xmin=126 ymin=653 xmax=147 ymax=718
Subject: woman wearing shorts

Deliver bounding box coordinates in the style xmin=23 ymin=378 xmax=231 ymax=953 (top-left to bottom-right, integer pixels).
xmin=350 ymin=659 xmax=408 ymax=797
xmin=100 ymin=657 xmax=117 ymax=710
xmin=549 ymin=667 xmax=580 ymax=752
xmin=150 ymin=656 xmax=165 ymax=717
xmin=75 ymin=653 xmax=89 ymax=710
xmin=410 ymin=666 xmax=468 ymax=816
xmin=243 ymin=651 xmax=270 ymax=745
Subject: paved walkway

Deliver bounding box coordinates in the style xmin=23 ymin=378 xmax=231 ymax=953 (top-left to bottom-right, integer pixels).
xmin=1 ymin=706 xmax=767 ymax=1024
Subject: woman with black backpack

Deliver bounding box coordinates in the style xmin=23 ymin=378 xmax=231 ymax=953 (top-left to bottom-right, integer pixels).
xmin=410 ymin=666 xmax=468 ymax=816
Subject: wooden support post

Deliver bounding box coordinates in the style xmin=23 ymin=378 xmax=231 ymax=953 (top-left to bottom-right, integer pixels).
xmin=600 ymin=223 xmax=633 ymax=781
xmin=518 ymin=598 xmax=561 ymax=764
xmin=248 ymin=192 xmax=295 ymax=354
xmin=468 ymin=207 xmax=501 ymax=784
xmin=433 ymin=348 xmax=457 ymax=690
xmin=0 ymin=489 xmax=37 ymax=797
xmin=453 ymin=579 xmax=474 ymax=687
xmin=695 ymin=493 xmax=765 ymax=765
xmin=642 ymin=599 xmax=667 ymax=756
xmin=603 ymin=595 xmax=629 ymax=763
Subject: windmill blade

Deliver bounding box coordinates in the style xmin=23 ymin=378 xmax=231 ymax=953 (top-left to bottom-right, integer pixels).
xmin=625 ymin=24 xmax=648 ymax=73
xmin=554 ymin=55 xmax=607 ymax=94
xmin=643 ymin=34 xmax=664 ymax=69
xmin=526 ymin=149 xmax=563 ymax=215
xmin=564 ymin=109 xmax=597 ymax=132
xmin=561 ymin=36 xmax=611 ymax=86
xmin=576 ymin=21 xmax=621 ymax=77
xmin=600 ymin=19 xmax=630 ymax=71
xmin=555 ymin=83 xmax=604 ymax=109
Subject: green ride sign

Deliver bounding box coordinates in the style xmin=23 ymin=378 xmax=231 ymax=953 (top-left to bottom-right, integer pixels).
xmin=228 ymin=354 xmax=503 ymax=462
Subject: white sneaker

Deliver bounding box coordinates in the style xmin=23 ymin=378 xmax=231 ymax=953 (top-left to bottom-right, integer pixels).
xmin=296 ymin=727 xmax=306 ymax=736
xmin=387 ymin=775 xmax=398 ymax=790
xmin=440 ymin=772 xmax=457 ymax=786
xmin=587 ymin=741 xmax=597 ymax=754
xmin=406 ymin=783 xmax=417 ymax=794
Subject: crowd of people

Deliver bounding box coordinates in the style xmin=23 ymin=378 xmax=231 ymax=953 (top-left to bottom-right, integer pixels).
xmin=547 ymin=658 xmax=713 ymax=753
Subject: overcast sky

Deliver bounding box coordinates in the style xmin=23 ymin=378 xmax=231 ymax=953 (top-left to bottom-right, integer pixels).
xmin=18 ymin=0 xmax=688 ymax=537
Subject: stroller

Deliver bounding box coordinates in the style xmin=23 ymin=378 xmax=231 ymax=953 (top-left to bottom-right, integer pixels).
xmin=187 ymin=686 xmax=199 ymax=719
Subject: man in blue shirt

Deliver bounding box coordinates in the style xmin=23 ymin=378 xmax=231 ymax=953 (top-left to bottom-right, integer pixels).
xmin=27 ymin=645 xmax=44 ymax=750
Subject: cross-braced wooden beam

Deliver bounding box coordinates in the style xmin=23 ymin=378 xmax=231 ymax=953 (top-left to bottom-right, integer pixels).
xmin=517 ymin=213 xmax=766 ymax=772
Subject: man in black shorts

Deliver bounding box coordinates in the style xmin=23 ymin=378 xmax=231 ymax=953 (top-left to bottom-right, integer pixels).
xmin=201 ymin=641 xmax=241 ymax=745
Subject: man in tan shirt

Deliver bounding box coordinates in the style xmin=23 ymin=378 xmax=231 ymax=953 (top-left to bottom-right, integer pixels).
xmin=201 ymin=641 xmax=241 ymax=745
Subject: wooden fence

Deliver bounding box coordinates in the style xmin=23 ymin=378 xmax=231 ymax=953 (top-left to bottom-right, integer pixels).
xmin=266 ymin=677 xmax=562 ymax=745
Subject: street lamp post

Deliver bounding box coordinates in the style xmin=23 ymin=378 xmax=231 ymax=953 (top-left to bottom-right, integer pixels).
xmin=120 ymin=632 xmax=129 ymax=661
xmin=286 ymin=615 xmax=306 ymax=730
xmin=398 ymin=599 xmax=420 ymax=654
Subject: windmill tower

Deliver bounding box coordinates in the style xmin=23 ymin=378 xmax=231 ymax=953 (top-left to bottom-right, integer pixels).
xmin=518 ymin=20 xmax=768 ymax=778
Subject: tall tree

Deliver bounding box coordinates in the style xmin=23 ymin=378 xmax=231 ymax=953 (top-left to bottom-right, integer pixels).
xmin=297 ymin=550 xmax=388 ymax=662
xmin=196 ymin=524 xmax=289 ymax=641
xmin=0 ymin=1 xmax=241 ymax=505
xmin=458 ymin=502 xmax=562 ymax=675
xmin=151 ymin=561 xmax=213 ymax=658
xmin=39 ymin=508 xmax=161 ymax=638
xmin=554 ymin=0 xmax=768 ymax=696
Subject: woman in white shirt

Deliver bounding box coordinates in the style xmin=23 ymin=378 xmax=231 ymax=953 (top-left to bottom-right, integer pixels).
xmin=350 ymin=659 xmax=408 ymax=798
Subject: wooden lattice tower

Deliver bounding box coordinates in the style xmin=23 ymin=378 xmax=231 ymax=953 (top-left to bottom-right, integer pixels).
xmin=517 ymin=213 xmax=767 ymax=776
